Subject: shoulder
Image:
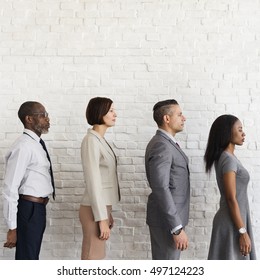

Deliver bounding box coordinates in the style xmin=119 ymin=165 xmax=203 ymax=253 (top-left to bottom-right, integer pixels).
xmin=148 ymin=130 xmax=172 ymax=145
xmin=147 ymin=134 xmax=168 ymax=148
xmin=218 ymin=151 xmax=238 ymax=173
xmin=146 ymin=135 xmax=173 ymax=159
xmin=81 ymin=131 xmax=103 ymax=154
xmin=219 ymin=151 xmax=235 ymax=163
xmin=11 ymin=134 xmax=33 ymax=150
xmin=82 ymin=130 xmax=101 ymax=143
xmin=6 ymin=135 xmax=33 ymax=160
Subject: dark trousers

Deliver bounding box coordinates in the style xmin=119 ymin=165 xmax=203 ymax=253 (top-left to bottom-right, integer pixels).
xmin=149 ymin=226 xmax=181 ymax=260
xmin=15 ymin=198 xmax=46 ymax=260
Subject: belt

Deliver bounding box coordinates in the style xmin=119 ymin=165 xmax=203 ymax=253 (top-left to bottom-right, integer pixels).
xmin=19 ymin=195 xmax=49 ymax=205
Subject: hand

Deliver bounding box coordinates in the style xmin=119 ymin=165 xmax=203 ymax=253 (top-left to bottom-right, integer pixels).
xmin=239 ymin=233 xmax=251 ymax=256
xmin=172 ymin=229 xmax=188 ymax=251
xmin=98 ymin=220 xmax=111 ymax=240
xmin=3 ymin=229 xmax=17 ymax=249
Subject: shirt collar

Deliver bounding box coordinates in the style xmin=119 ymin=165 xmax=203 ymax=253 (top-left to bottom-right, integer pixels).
xmin=23 ymin=128 xmax=40 ymax=142
xmin=158 ymin=128 xmax=177 ymax=144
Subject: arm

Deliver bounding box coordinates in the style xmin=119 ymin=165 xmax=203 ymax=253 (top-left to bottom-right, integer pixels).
xmin=3 ymin=144 xmax=30 ymax=247
xmin=223 ymin=171 xmax=251 ymax=256
xmin=81 ymin=136 xmax=111 ymax=239
xmin=147 ymin=141 xmax=182 ymax=227
xmin=147 ymin=141 xmax=188 ymax=250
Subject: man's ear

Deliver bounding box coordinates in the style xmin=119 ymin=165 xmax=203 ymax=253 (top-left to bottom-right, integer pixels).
xmin=163 ymin=114 xmax=170 ymax=124
xmin=25 ymin=115 xmax=33 ymax=124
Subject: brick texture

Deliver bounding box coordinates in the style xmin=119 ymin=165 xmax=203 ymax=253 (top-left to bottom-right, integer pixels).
xmin=0 ymin=0 xmax=260 ymax=260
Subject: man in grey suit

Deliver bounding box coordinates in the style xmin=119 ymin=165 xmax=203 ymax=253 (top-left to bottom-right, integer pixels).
xmin=145 ymin=99 xmax=190 ymax=260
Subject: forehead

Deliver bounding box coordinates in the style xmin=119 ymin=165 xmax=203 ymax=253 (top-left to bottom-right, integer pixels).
xmin=170 ymin=104 xmax=181 ymax=113
xmin=233 ymin=120 xmax=242 ymax=128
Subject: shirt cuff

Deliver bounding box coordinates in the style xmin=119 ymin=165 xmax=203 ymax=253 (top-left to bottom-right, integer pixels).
xmin=170 ymin=224 xmax=183 ymax=234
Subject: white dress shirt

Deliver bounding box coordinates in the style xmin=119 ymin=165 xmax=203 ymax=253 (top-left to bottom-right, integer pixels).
xmin=2 ymin=129 xmax=53 ymax=229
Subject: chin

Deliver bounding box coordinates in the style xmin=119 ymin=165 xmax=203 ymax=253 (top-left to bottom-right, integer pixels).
xmin=41 ymin=129 xmax=49 ymax=134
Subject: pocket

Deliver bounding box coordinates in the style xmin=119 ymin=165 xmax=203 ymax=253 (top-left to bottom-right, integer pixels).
xmin=18 ymin=199 xmax=35 ymax=223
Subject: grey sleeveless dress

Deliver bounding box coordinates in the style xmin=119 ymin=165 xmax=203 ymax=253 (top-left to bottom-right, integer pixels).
xmin=208 ymin=151 xmax=256 ymax=260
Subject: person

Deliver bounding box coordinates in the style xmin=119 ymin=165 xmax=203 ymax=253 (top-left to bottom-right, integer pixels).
xmin=204 ymin=114 xmax=256 ymax=260
xmin=145 ymin=99 xmax=190 ymax=260
xmin=2 ymin=101 xmax=55 ymax=260
xmin=79 ymin=96 xmax=120 ymax=260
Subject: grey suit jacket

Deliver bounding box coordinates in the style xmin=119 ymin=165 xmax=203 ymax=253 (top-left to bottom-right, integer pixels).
xmin=145 ymin=130 xmax=190 ymax=231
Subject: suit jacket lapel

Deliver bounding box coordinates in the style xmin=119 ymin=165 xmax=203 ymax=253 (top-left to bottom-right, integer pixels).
xmin=172 ymin=140 xmax=189 ymax=163
xmin=157 ymin=130 xmax=189 ymax=164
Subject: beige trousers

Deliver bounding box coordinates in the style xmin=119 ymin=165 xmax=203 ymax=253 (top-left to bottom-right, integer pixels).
xmin=79 ymin=205 xmax=111 ymax=260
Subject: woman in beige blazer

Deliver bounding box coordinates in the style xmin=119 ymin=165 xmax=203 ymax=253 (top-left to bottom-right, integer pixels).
xmin=79 ymin=97 xmax=120 ymax=260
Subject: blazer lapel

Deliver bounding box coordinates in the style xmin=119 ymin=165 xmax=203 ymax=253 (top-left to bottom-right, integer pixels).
xmin=103 ymin=138 xmax=117 ymax=163
xmin=172 ymin=140 xmax=189 ymax=163
xmin=88 ymin=129 xmax=116 ymax=161
xmin=157 ymin=130 xmax=189 ymax=165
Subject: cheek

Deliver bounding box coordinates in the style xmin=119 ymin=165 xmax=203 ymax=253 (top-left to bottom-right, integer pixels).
xmin=232 ymin=133 xmax=241 ymax=141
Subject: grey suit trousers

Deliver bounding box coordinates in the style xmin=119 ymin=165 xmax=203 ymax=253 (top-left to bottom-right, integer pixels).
xmin=149 ymin=226 xmax=181 ymax=260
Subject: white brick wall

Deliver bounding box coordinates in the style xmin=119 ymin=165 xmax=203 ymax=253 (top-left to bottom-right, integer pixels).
xmin=1 ymin=0 xmax=260 ymax=260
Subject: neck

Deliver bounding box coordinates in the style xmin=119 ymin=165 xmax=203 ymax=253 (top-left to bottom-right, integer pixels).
xmin=92 ymin=124 xmax=107 ymax=138
xmin=225 ymin=143 xmax=235 ymax=154
xmin=24 ymin=128 xmax=41 ymax=138
xmin=159 ymin=126 xmax=176 ymax=137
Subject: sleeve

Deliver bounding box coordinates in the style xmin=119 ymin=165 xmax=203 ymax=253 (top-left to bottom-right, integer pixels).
xmin=221 ymin=154 xmax=238 ymax=175
xmin=147 ymin=141 xmax=182 ymax=230
xmin=81 ymin=136 xmax=108 ymax=221
xmin=3 ymin=144 xmax=31 ymax=229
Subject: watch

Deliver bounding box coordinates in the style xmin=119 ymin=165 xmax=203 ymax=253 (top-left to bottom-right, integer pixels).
xmin=238 ymin=227 xmax=247 ymax=234
xmin=173 ymin=228 xmax=182 ymax=235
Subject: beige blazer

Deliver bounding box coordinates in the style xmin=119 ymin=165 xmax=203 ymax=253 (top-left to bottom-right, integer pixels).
xmin=80 ymin=129 xmax=120 ymax=221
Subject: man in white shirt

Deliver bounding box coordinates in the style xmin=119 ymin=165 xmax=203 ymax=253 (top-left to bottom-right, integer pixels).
xmin=2 ymin=101 xmax=55 ymax=260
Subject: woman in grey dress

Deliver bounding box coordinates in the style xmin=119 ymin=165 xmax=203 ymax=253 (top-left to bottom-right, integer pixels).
xmin=204 ymin=114 xmax=256 ymax=260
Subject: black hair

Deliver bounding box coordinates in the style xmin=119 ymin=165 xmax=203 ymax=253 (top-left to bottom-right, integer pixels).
xmin=18 ymin=101 xmax=41 ymax=126
xmin=153 ymin=99 xmax=179 ymax=126
xmin=204 ymin=114 xmax=239 ymax=173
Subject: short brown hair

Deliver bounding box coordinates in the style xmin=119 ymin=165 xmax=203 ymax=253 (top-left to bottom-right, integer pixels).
xmin=86 ymin=97 xmax=113 ymax=125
